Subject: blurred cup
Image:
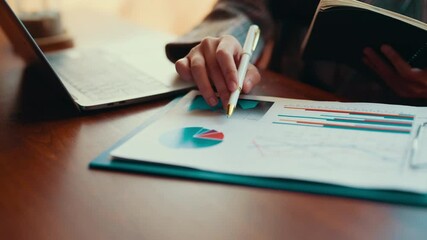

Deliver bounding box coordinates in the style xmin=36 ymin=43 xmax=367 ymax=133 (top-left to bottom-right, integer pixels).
xmin=12 ymin=0 xmax=63 ymax=38
xmin=9 ymin=0 xmax=73 ymax=51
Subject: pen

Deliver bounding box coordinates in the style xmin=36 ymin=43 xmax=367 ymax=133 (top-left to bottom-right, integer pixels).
xmin=226 ymin=25 xmax=260 ymax=117
xmin=409 ymin=121 xmax=427 ymax=169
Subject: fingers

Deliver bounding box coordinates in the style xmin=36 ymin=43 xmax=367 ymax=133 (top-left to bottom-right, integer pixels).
xmin=175 ymin=57 xmax=192 ymax=81
xmin=189 ymin=49 xmax=218 ymax=106
xmin=363 ymin=47 xmax=427 ymax=98
xmin=174 ymin=36 xmax=243 ymax=106
xmin=216 ymin=35 xmax=242 ymax=92
xmin=174 ymin=35 xmax=261 ymax=107
xmin=380 ymin=44 xmax=412 ymax=79
xmin=363 ymin=47 xmax=405 ymax=95
xmin=201 ymin=38 xmax=230 ymax=106
xmin=242 ymin=64 xmax=261 ymax=94
xmin=363 ymin=47 xmax=396 ymax=83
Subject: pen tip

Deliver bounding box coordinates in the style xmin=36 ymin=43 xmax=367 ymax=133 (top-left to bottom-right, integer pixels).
xmin=226 ymin=105 xmax=235 ymax=117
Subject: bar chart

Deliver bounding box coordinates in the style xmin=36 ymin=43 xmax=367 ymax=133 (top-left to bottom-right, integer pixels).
xmin=273 ymin=106 xmax=414 ymax=134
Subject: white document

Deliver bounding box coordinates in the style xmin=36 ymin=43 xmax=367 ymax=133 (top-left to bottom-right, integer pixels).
xmin=111 ymin=91 xmax=427 ymax=193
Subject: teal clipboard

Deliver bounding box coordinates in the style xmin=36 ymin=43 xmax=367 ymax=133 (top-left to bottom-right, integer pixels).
xmin=89 ymin=100 xmax=427 ymax=207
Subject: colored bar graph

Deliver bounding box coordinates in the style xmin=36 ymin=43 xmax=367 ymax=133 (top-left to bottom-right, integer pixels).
xmin=273 ymin=120 xmax=411 ymax=134
xmin=275 ymin=106 xmax=415 ymax=134
xmin=284 ymin=106 xmax=415 ymax=120
xmin=277 ymin=115 xmax=413 ymax=127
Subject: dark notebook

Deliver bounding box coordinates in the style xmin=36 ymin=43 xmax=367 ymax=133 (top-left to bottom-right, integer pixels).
xmin=301 ymin=0 xmax=427 ymax=71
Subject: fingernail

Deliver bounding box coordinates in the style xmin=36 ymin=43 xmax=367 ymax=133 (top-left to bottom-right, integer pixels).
xmin=363 ymin=47 xmax=370 ymax=55
xmin=208 ymin=97 xmax=218 ymax=106
xmin=230 ymin=81 xmax=238 ymax=91
xmin=176 ymin=58 xmax=186 ymax=65
xmin=381 ymin=45 xmax=391 ymax=53
xmin=245 ymin=79 xmax=252 ymax=91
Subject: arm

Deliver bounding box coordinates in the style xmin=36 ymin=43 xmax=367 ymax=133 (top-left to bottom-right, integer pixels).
xmin=363 ymin=45 xmax=427 ymax=99
xmin=168 ymin=0 xmax=319 ymax=106
xmin=165 ymin=0 xmax=275 ymax=64
xmin=166 ymin=0 xmax=320 ymax=63
xmin=166 ymin=0 xmax=275 ymax=107
xmin=362 ymin=0 xmax=427 ymax=100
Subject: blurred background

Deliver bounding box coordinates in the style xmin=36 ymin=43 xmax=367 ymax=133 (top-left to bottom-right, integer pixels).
xmin=84 ymin=0 xmax=216 ymax=35
xmin=9 ymin=0 xmax=216 ymax=35
xmin=4 ymin=0 xmax=216 ymax=52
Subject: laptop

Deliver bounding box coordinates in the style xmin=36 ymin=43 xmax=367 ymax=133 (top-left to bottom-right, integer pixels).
xmin=0 ymin=0 xmax=193 ymax=111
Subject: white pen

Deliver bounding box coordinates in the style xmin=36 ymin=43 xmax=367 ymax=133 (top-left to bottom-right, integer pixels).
xmin=226 ymin=25 xmax=260 ymax=117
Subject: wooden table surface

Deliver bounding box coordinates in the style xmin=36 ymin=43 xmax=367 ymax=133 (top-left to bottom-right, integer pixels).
xmin=1 ymin=4 xmax=427 ymax=240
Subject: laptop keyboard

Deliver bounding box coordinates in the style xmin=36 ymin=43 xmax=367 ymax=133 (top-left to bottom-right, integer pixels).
xmin=47 ymin=50 xmax=166 ymax=101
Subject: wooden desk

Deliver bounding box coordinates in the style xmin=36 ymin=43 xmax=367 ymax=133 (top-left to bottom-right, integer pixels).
xmin=1 ymin=6 xmax=427 ymax=240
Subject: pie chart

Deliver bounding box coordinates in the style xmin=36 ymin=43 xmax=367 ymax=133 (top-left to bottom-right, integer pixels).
xmin=160 ymin=127 xmax=224 ymax=149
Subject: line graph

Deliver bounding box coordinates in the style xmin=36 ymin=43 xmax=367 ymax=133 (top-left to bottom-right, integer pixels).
xmin=248 ymin=126 xmax=411 ymax=173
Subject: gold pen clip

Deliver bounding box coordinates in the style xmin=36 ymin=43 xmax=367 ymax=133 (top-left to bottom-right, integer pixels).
xmin=251 ymin=28 xmax=260 ymax=52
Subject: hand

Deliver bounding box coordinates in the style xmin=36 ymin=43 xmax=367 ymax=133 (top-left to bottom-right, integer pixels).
xmin=363 ymin=45 xmax=427 ymax=99
xmin=175 ymin=35 xmax=261 ymax=106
